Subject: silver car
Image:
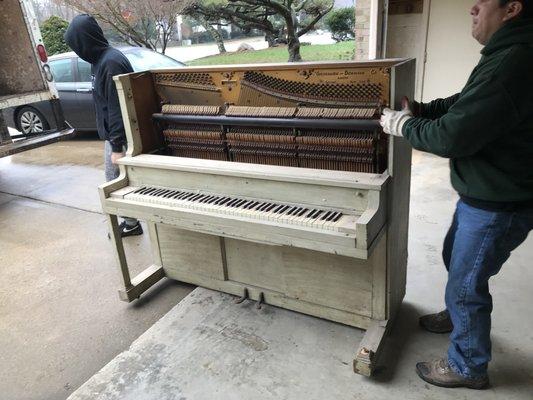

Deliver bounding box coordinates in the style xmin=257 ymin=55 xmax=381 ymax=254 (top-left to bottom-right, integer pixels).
xmin=3 ymin=47 xmax=184 ymax=134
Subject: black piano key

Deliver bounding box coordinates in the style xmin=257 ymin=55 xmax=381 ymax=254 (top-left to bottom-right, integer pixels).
xmin=226 ymin=198 xmax=240 ymax=207
xmin=235 ymin=199 xmax=249 ymax=208
xmin=151 ymin=189 xmax=166 ymax=197
xmin=202 ymin=195 xmax=217 ymax=203
xmin=138 ymin=187 xmax=154 ymax=195
xmin=310 ymin=210 xmax=323 ymax=219
xmin=255 ymin=203 xmax=268 ymax=212
xmin=265 ymin=203 xmax=277 ymax=212
xmin=257 ymin=202 xmax=272 ymax=212
xmin=332 ymin=213 xmax=343 ymax=222
xmin=287 ymin=206 xmax=299 ymax=215
xmin=205 ymin=196 xmax=219 ymax=204
xmin=178 ymin=193 xmax=195 ymax=200
xmin=271 ymin=204 xmax=284 ymax=213
xmin=189 ymin=194 xmax=203 ymax=202
xmin=284 ymin=206 xmax=296 ymax=215
xmin=232 ymin=199 xmax=246 ymax=208
xmin=278 ymin=205 xmax=290 ymax=214
xmin=326 ymin=212 xmax=340 ymax=221
xmin=305 ymin=209 xmax=317 ymax=218
xmin=239 ymin=200 xmax=254 ymax=209
xmin=320 ymin=211 xmax=333 ymax=221
xmin=310 ymin=211 xmax=324 ymax=221
xmin=249 ymin=202 xmax=264 ymax=210
xmin=201 ymin=195 xmax=215 ymax=203
xmin=163 ymin=190 xmax=177 ymax=198
xmin=171 ymin=191 xmax=186 ymax=199
xmin=215 ymin=197 xmax=230 ymax=205
xmin=158 ymin=190 xmax=169 ymax=198
xmin=245 ymin=201 xmax=259 ymax=209
xmin=297 ymin=208 xmax=309 ymax=217
xmin=194 ymin=194 xmax=208 ymax=202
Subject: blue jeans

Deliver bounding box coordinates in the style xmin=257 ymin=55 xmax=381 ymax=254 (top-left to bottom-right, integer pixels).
xmin=442 ymin=200 xmax=533 ymax=378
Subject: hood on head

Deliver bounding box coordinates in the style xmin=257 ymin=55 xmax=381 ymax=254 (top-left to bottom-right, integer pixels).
xmin=64 ymin=14 xmax=109 ymax=64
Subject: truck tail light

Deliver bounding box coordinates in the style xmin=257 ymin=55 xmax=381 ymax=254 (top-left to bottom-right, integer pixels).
xmin=37 ymin=44 xmax=48 ymax=62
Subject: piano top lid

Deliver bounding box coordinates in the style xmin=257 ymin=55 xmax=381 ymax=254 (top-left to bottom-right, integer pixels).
xmin=117 ymin=58 xmax=414 ymax=76
xmin=118 ymin=154 xmax=390 ymax=190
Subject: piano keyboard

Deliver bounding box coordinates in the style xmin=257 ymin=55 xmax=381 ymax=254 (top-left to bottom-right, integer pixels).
xmin=118 ymin=186 xmax=356 ymax=232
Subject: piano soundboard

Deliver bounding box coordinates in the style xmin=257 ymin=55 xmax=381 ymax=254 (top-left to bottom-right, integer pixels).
xmin=100 ymin=59 xmax=416 ymax=376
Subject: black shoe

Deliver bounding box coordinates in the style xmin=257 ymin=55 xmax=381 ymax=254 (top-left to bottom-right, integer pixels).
xmin=416 ymin=358 xmax=489 ymax=390
xmin=119 ymin=221 xmax=143 ymax=237
xmin=419 ymin=309 xmax=453 ymax=333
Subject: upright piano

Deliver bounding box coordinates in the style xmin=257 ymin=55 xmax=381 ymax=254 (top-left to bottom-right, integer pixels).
xmin=100 ymin=59 xmax=415 ymax=376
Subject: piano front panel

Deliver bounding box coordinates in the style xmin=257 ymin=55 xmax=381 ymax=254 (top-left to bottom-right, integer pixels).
xmin=124 ymin=164 xmax=372 ymax=214
xmin=157 ymin=224 xmax=379 ymax=326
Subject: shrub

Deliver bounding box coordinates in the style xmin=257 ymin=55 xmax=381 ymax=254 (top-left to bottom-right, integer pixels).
xmin=41 ymin=16 xmax=70 ymax=56
xmin=325 ymin=7 xmax=355 ymax=42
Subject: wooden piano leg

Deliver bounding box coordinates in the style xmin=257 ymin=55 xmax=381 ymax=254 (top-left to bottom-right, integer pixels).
xmin=353 ymin=318 xmax=392 ymax=376
xmin=107 ymin=215 xmax=165 ymax=302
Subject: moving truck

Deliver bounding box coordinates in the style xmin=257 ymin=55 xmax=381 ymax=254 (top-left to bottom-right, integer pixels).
xmin=0 ymin=0 xmax=73 ymax=157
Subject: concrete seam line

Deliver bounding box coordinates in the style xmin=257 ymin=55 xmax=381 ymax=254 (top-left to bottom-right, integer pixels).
xmin=0 ymin=190 xmax=103 ymax=216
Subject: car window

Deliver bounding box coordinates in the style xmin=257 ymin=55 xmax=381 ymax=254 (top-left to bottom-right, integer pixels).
xmin=124 ymin=49 xmax=183 ymax=71
xmin=77 ymin=59 xmax=92 ymax=82
xmin=49 ymin=58 xmax=74 ymax=82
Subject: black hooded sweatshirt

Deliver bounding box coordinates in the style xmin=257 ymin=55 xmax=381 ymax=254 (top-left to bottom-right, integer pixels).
xmin=64 ymin=15 xmax=133 ymax=152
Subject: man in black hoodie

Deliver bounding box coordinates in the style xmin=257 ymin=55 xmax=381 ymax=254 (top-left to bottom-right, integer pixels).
xmin=64 ymin=14 xmax=142 ymax=237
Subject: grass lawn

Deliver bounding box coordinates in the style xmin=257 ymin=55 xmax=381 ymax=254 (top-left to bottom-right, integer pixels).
xmin=187 ymin=41 xmax=355 ymax=66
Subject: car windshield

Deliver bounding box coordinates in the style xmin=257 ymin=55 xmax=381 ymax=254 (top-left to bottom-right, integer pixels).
xmin=124 ymin=48 xmax=183 ymax=71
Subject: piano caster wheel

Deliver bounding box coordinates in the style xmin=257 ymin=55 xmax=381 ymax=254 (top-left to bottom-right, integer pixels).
xmin=256 ymin=292 xmax=265 ymax=310
xmin=234 ymin=288 xmax=249 ymax=304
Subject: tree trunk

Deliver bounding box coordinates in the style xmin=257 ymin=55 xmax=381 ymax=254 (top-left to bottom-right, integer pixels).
xmin=287 ymin=35 xmax=302 ymax=62
xmin=203 ymin=23 xmax=226 ymax=53
xmin=285 ymin=12 xmax=302 ymax=62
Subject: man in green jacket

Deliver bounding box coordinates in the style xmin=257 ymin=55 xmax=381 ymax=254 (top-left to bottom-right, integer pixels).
xmin=381 ymin=0 xmax=533 ymax=390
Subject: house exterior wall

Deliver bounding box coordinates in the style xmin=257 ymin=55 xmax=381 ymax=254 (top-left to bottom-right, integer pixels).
xmin=422 ymin=0 xmax=482 ymax=101
xmin=356 ymin=0 xmax=483 ymax=101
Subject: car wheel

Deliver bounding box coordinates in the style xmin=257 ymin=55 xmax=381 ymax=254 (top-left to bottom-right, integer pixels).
xmin=17 ymin=106 xmax=50 ymax=134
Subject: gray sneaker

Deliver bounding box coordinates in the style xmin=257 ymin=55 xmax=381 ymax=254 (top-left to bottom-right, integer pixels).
xmin=416 ymin=358 xmax=489 ymax=389
xmin=419 ymin=309 xmax=453 ymax=333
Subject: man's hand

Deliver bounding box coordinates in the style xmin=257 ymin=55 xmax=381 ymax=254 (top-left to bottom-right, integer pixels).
xmin=380 ymin=96 xmax=414 ymax=137
xmin=111 ymin=151 xmax=125 ymax=165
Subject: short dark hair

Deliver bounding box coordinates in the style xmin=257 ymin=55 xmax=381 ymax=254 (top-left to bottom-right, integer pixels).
xmin=500 ymin=0 xmax=532 ymax=19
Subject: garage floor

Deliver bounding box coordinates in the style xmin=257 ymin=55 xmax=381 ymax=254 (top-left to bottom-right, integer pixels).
xmin=1 ymin=139 xmax=532 ymax=400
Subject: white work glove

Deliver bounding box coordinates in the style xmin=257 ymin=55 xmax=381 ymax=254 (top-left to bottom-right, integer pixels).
xmin=380 ymin=98 xmax=413 ymax=137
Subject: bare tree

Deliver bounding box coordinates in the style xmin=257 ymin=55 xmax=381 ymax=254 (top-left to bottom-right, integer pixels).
xmin=185 ymin=1 xmax=279 ymax=48
xmin=185 ymin=0 xmax=334 ymax=61
xmin=32 ymin=0 xmax=78 ymax=23
xmin=61 ymin=0 xmax=193 ymax=54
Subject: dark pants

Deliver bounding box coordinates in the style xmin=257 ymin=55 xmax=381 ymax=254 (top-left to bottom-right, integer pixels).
xmin=443 ymin=200 xmax=533 ymax=377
